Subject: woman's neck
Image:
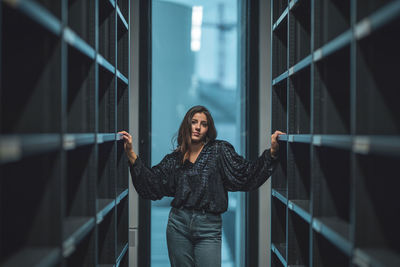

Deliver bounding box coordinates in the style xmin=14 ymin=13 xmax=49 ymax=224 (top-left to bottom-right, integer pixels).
xmin=189 ymin=141 xmax=204 ymax=153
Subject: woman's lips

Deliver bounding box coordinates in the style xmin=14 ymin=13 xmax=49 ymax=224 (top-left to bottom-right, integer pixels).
xmin=193 ymin=132 xmax=200 ymax=137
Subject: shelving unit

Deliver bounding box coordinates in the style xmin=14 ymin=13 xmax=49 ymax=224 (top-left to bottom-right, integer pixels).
xmin=0 ymin=0 xmax=130 ymax=266
xmin=270 ymin=0 xmax=400 ymax=266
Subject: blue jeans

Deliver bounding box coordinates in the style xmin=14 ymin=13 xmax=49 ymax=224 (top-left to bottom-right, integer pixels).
xmin=166 ymin=207 xmax=222 ymax=267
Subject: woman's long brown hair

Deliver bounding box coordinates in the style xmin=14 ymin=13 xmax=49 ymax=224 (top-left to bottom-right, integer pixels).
xmin=175 ymin=105 xmax=217 ymax=161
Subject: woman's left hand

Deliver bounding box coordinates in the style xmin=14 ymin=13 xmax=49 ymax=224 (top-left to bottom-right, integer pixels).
xmin=270 ymin=130 xmax=286 ymax=158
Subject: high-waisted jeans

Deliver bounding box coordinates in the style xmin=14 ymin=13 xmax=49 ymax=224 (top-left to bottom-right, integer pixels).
xmin=166 ymin=207 xmax=222 ymax=267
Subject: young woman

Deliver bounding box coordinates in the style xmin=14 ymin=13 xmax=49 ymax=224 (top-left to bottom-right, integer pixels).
xmin=119 ymin=105 xmax=284 ymax=267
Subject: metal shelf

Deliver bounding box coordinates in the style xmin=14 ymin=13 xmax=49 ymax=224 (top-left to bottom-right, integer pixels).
xmin=116 ymin=6 xmax=128 ymax=31
xmin=97 ymin=199 xmax=116 ymax=224
xmin=271 ymin=243 xmax=287 ymax=266
xmin=288 ymin=200 xmax=311 ymax=223
xmin=272 ymin=188 xmax=288 ymax=205
xmin=271 ymin=1 xmax=400 ymax=265
xmin=0 ymin=0 xmax=130 ymax=265
xmin=0 ymin=134 xmax=60 ymax=164
xmin=273 ymin=7 xmax=288 ymax=31
xmin=117 ymin=70 xmax=128 ymax=85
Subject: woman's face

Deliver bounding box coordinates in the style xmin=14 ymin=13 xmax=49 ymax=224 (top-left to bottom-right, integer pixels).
xmin=191 ymin=112 xmax=208 ymax=143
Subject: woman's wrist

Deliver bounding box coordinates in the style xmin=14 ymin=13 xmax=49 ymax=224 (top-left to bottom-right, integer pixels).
xmin=127 ymin=150 xmax=138 ymax=165
xmin=270 ymin=149 xmax=278 ymax=159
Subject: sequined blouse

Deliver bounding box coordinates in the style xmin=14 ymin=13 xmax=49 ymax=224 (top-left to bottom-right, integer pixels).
xmin=129 ymin=139 xmax=278 ymax=214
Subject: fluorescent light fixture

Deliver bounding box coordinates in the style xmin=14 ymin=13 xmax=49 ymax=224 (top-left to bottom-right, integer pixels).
xmin=191 ymin=6 xmax=203 ymax=52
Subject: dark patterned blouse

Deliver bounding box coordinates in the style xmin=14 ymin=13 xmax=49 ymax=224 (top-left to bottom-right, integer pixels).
xmin=129 ymin=139 xmax=278 ymax=214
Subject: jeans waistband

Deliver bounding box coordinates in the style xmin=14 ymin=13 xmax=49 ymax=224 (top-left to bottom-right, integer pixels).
xmin=174 ymin=206 xmax=220 ymax=216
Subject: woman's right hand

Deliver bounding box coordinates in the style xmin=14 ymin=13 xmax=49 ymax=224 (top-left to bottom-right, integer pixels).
xmin=118 ymin=131 xmax=138 ymax=164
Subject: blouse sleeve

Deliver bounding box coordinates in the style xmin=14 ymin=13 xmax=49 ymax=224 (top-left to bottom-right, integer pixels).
xmin=219 ymin=141 xmax=278 ymax=192
xmin=129 ymin=153 xmax=176 ymax=200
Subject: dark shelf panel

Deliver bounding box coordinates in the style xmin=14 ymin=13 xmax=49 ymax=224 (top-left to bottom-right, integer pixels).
xmin=355 ymin=15 xmax=400 ymax=136
xmin=1 ymin=247 xmax=60 ymax=267
xmin=117 ymin=140 xmax=129 ymax=194
xmin=314 ymin=46 xmax=351 ymax=134
xmin=313 ymin=230 xmax=351 ymax=267
xmin=1 ymin=5 xmax=61 ymax=134
xmin=98 ymin=142 xmax=116 ymax=203
xmin=65 ymin=229 xmax=96 ymax=266
xmin=31 ymin=0 xmax=61 ymax=19
xmin=289 ymin=0 xmax=310 ymax=66
xmin=288 ymin=209 xmax=309 ymax=266
xmin=99 ymin=67 xmax=116 ymax=133
xmin=0 ymin=152 xmax=61 ymax=262
xmin=272 ymin=80 xmax=287 ymax=133
xmin=117 ymin=4 xmax=128 ymax=79
xmin=117 ymin=79 xmax=129 ymax=132
xmin=117 ymin=197 xmax=128 ymax=258
xmin=67 ymin=0 xmax=95 ymax=48
xmin=271 ymin=243 xmax=287 ymax=267
xmin=354 ymin=154 xmax=400 ymax=262
xmin=63 ymin=217 xmax=95 ymax=257
xmin=313 ymin=146 xmax=351 ymax=225
xmin=288 ymin=142 xmax=310 ymax=200
xmin=272 ymin=197 xmax=287 ymax=260
xmin=272 ymin=19 xmax=288 ymax=79
xmin=289 ymin=67 xmax=310 ymax=134
xmin=67 ymin=45 xmax=95 ymax=133
xmin=314 ymin=0 xmax=350 ymax=48
xmin=65 ymin=145 xmax=96 ymax=219
xmin=271 ymin=141 xmax=287 ymax=194
xmin=353 ymin=248 xmax=400 ymax=267
xmin=99 ymin=0 xmax=115 ymax=65
xmin=3 ymin=0 xmax=62 ymax=36
xmin=0 ymin=134 xmax=60 ymax=164
xmin=313 ymin=217 xmax=351 ymax=256
xmin=356 ymin=0 xmax=400 ymax=24
xmin=98 ymin=210 xmax=116 ymax=265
